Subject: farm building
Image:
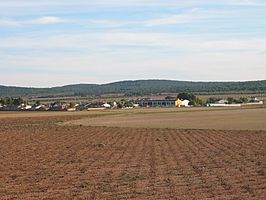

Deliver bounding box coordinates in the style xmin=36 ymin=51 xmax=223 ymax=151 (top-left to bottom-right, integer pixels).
xmin=0 ymin=105 xmax=19 ymax=111
xmin=133 ymin=100 xmax=176 ymax=108
xmin=18 ymin=104 xmax=32 ymax=110
xmin=50 ymin=103 xmax=67 ymax=111
xmin=67 ymin=108 xmax=76 ymax=112
xmin=133 ymin=99 xmax=190 ymax=108
xmin=175 ymin=99 xmax=190 ymax=107
xmin=207 ymin=97 xmax=264 ymax=107
xmin=207 ymin=103 xmax=241 ymax=107
xmin=32 ymin=105 xmax=48 ymax=111
xmin=217 ymin=99 xmax=229 ymax=104
xmin=103 ymin=103 xmax=111 ymax=108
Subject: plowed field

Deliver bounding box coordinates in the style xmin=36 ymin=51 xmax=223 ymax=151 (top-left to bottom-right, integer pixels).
xmin=65 ymin=107 xmax=266 ymax=130
xmin=0 ymin=113 xmax=265 ymax=200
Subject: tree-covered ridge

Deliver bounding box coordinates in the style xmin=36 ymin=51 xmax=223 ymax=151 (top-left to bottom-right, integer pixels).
xmin=0 ymin=80 xmax=266 ymax=97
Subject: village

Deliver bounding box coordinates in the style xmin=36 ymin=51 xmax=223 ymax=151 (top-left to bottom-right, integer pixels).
xmin=0 ymin=94 xmax=264 ymax=112
xmin=0 ymin=97 xmax=190 ymax=112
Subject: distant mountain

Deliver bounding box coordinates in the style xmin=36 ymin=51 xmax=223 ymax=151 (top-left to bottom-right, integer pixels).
xmin=1 ymin=79 xmax=266 ymax=98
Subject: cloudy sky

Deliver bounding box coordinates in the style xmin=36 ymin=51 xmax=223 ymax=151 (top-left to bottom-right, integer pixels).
xmin=0 ymin=0 xmax=266 ymax=87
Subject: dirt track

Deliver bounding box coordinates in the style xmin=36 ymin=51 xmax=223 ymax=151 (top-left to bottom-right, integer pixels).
xmin=0 ymin=116 xmax=265 ymax=199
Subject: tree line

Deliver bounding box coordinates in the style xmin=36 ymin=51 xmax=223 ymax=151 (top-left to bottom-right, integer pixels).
xmin=1 ymin=80 xmax=266 ymax=98
xmin=0 ymin=97 xmax=25 ymax=106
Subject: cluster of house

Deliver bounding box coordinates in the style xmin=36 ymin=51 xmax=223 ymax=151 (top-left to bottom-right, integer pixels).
xmin=0 ymin=98 xmax=191 ymax=112
xmin=2 ymin=96 xmax=262 ymax=111
xmin=0 ymin=103 xmax=70 ymax=111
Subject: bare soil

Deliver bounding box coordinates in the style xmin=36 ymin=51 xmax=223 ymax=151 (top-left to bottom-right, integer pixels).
xmin=0 ymin=115 xmax=265 ymax=199
xmin=65 ymin=107 xmax=266 ymax=131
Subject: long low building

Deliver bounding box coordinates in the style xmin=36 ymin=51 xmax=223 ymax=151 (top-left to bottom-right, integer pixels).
xmin=132 ymin=99 xmax=190 ymax=108
xmin=207 ymin=103 xmax=241 ymax=107
xmin=133 ymin=100 xmax=176 ymax=107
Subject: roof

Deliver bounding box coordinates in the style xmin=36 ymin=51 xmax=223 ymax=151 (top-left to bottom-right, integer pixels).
xmin=134 ymin=100 xmax=176 ymax=103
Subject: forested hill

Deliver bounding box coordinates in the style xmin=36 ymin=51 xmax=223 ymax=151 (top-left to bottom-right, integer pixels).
xmin=0 ymin=80 xmax=266 ymax=97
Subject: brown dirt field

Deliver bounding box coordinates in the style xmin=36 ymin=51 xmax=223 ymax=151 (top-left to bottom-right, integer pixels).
xmin=0 ymin=115 xmax=265 ymax=199
xmin=0 ymin=111 xmax=98 ymax=119
xmin=65 ymin=107 xmax=266 ymax=131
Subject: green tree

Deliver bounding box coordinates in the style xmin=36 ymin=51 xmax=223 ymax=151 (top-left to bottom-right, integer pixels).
xmin=0 ymin=98 xmax=5 ymax=105
xmin=69 ymin=102 xmax=75 ymax=108
xmin=239 ymin=97 xmax=248 ymax=103
xmin=165 ymin=96 xmax=176 ymax=100
xmin=177 ymin=93 xmax=196 ymax=105
xmin=118 ymin=99 xmax=132 ymax=108
xmin=227 ymin=97 xmax=235 ymax=104
xmin=6 ymin=97 xmax=14 ymax=105
xmin=206 ymin=97 xmax=221 ymax=104
xmin=194 ymin=98 xmax=204 ymax=106
xmin=177 ymin=93 xmax=196 ymax=101
xmin=13 ymin=97 xmax=24 ymax=106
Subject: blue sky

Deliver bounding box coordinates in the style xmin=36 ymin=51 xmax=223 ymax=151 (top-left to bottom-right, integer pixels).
xmin=0 ymin=0 xmax=266 ymax=87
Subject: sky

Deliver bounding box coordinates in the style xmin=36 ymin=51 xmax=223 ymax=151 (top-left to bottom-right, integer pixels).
xmin=0 ymin=0 xmax=266 ymax=87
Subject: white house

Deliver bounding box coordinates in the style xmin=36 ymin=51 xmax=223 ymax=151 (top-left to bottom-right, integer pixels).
xmin=181 ymin=100 xmax=190 ymax=107
xmin=19 ymin=105 xmax=32 ymax=110
xmin=103 ymin=103 xmax=111 ymax=108
xmin=133 ymin=103 xmax=140 ymax=108
xmin=217 ymin=99 xmax=229 ymax=104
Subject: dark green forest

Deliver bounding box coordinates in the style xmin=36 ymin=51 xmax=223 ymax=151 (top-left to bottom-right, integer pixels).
xmin=0 ymin=80 xmax=266 ymax=98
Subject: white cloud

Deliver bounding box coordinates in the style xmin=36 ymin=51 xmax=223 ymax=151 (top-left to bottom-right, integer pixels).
xmin=1 ymin=32 xmax=266 ymax=84
xmin=225 ymin=0 xmax=266 ymax=6
xmin=1 ymin=0 xmax=265 ymax=8
xmin=145 ymin=14 xmax=194 ymax=26
xmin=1 ymin=31 xmax=266 ymax=53
xmin=0 ymin=0 xmax=265 ymax=86
xmin=0 ymin=74 xmax=100 ymax=88
xmin=0 ymin=18 xmax=18 ymax=26
xmin=89 ymin=19 xmax=130 ymax=28
xmin=0 ymin=16 xmax=64 ymax=27
xmin=144 ymin=9 xmax=203 ymax=26
xmin=1 ymin=1 xmax=266 ymax=17
xmin=32 ymin=16 xmax=63 ymax=25
xmin=1 ymin=48 xmax=266 ymax=87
